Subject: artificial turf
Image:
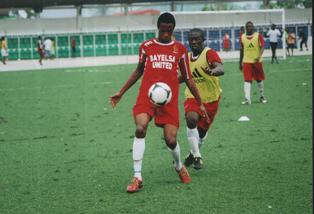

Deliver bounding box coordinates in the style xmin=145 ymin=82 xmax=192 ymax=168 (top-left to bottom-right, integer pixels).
xmin=0 ymin=55 xmax=312 ymax=213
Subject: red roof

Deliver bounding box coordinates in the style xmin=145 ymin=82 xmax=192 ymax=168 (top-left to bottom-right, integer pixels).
xmin=113 ymin=9 xmax=160 ymax=16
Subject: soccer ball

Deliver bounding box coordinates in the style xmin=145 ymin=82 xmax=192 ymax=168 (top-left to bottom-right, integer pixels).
xmin=148 ymin=82 xmax=172 ymax=106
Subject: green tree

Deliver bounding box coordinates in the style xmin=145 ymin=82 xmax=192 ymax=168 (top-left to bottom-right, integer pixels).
xmin=302 ymin=0 xmax=312 ymax=8
xmin=272 ymin=0 xmax=312 ymax=8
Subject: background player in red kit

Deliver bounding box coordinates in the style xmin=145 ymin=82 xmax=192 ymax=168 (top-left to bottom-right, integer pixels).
xmin=110 ymin=12 xmax=208 ymax=193
xmin=239 ymin=21 xmax=267 ymax=105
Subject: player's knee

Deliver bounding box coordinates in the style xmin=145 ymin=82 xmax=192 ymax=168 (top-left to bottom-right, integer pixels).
xmin=164 ymin=135 xmax=177 ymax=149
xmin=186 ymin=117 xmax=198 ymax=129
xmin=135 ymin=125 xmax=147 ymax=138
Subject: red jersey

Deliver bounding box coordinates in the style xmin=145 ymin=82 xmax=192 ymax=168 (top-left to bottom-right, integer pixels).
xmin=205 ymin=49 xmax=222 ymax=64
xmin=137 ymin=39 xmax=192 ymax=102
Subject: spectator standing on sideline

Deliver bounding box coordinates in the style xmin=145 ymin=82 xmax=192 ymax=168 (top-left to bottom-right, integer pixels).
xmin=284 ymin=28 xmax=289 ymax=53
xmin=44 ymin=37 xmax=53 ymax=59
xmin=1 ymin=36 xmax=9 ymax=65
xmin=51 ymin=38 xmax=56 ymax=59
xmin=71 ymin=37 xmax=76 ymax=57
xmin=299 ymin=29 xmax=308 ymax=51
xmin=37 ymin=36 xmax=45 ymax=65
xmin=287 ymin=30 xmax=296 ymax=56
xmin=222 ymin=32 xmax=231 ymax=51
xmin=267 ymin=24 xmax=281 ymax=64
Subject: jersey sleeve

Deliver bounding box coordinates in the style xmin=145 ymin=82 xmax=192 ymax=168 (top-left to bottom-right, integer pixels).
xmin=206 ymin=49 xmax=222 ymax=64
xmin=178 ymin=46 xmax=192 ymax=80
xmin=258 ymin=33 xmax=265 ymax=47
xmin=138 ymin=42 xmax=147 ymax=64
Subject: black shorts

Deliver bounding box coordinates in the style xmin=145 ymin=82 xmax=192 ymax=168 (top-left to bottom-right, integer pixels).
xmin=270 ymin=42 xmax=278 ymax=49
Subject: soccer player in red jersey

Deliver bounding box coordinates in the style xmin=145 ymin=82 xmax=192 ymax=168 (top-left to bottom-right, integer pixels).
xmin=180 ymin=28 xmax=224 ymax=170
xmin=110 ymin=12 xmax=208 ymax=193
xmin=239 ymin=21 xmax=267 ymax=105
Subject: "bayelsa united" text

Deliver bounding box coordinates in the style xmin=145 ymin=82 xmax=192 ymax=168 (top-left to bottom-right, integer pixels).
xmin=150 ymin=54 xmax=175 ymax=70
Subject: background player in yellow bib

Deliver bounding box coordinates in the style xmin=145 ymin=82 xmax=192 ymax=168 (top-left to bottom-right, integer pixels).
xmin=239 ymin=21 xmax=267 ymax=105
xmin=180 ymin=28 xmax=224 ymax=169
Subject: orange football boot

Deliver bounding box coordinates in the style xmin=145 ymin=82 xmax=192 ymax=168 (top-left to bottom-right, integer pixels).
xmin=126 ymin=177 xmax=143 ymax=193
xmin=176 ymin=165 xmax=191 ymax=183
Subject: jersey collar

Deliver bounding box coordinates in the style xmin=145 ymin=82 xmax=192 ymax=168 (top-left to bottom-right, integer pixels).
xmin=190 ymin=48 xmax=206 ymax=62
xmin=153 ymin=39 xmax=175 ymax=46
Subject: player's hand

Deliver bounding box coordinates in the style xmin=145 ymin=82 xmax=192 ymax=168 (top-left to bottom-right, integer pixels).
xmin=254 ymin=56 xmax=261 ymax=62
xmin=202 ymin=65 xmax=224 ymax=76
xmin=201 ymin=66 xmax=214 ymax=76
xmin=199 ymin=104 xmax=210 ymax=124
xmin=109 ymin=92 xmax=123 ymax=108
xmin=201 ymin=66 xmax=211 ymax=75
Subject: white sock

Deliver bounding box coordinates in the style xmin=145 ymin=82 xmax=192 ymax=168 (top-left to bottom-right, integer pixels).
xmin=257 ymin=81 xmax=265 ymax=97
xmin=244 ymin=82 xmax=251 ymax=102
xmin=132 ymin=137 xmax=145 ymax=180
xmin=187 ymin=127 xmax=201 ymax=157
xmin=169 ymin=143 xmax=182 ymax=171
xmin=199 ymin=131 xmax=208 ymax=149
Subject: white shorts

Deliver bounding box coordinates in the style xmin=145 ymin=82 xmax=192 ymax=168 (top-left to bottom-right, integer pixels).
xmin=1 ymin=49 xmax=8 ymax=57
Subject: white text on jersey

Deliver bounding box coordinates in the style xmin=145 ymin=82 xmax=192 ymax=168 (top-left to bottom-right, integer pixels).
xmin=150 ymin=54 xmax=175 ymax=70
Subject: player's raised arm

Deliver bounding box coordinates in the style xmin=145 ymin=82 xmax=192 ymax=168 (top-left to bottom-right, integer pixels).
xmin=201 ymin=50 xmax=224 ymax=76
xmin=208 ymin=62 xmax=224 ymax=76
xmin=109 ymin=61 xmax=145 ymax=108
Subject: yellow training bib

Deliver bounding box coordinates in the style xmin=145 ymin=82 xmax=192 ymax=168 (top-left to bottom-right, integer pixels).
xmin=185 ymin=47 xmax=221 ymax=103
xmin=241 ymin=32 xmax=263 ymax=63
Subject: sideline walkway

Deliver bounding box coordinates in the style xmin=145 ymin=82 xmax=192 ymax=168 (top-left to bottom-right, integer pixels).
xmin=0 ymin=48 xmax=312 ymax=72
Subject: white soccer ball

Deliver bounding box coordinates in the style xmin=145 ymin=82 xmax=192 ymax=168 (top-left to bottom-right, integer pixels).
xmin=148 ymin=82 xmax=172 ymax=106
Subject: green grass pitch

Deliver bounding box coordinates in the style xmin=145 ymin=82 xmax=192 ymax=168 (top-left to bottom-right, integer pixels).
xmin=0 ymin=55 xmax=312 ymax=213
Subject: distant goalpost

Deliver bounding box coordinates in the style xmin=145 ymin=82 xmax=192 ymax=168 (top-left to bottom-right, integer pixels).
xmin=172 ymin=9 xmax=286 ymax=59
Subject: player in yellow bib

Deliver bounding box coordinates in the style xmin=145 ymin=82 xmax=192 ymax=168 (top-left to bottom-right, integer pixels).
xmin=180 ymin=28 xmax=224 ymax=169
xmin=239 ymin=21 xmax=267 ymax=104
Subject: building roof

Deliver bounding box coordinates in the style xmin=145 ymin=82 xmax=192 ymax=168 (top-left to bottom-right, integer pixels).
xmin=0 ymin=0 xmax=263 ymax=9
